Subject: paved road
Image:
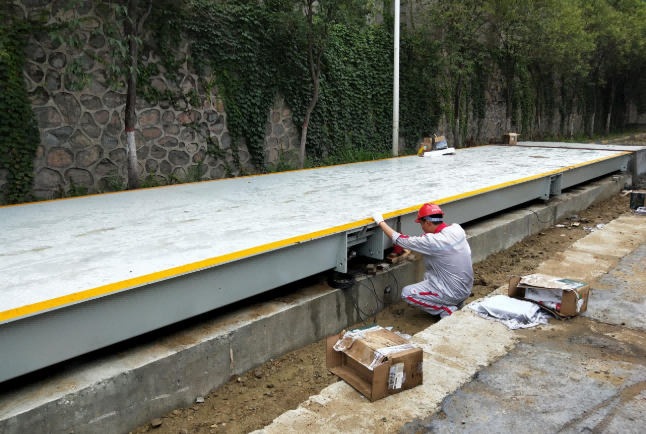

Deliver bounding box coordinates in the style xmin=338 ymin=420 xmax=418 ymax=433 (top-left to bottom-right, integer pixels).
xmin=402 ymin=242 xmax=646 ymax=434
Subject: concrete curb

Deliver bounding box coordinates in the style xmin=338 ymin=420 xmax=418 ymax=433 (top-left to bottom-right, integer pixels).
xmin=592 ymin=132 xmax=646 ymax=145
xmin=0 ymin=174 xmax=631 ymax=434
xmin=252 ymin=212 xmax=646 ymax=434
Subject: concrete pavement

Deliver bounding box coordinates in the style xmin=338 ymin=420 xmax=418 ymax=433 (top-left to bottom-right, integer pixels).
xmin=253 ymin=213 xmax=646 ymax=434
xmin=402 ymin=244 xmax=646 ymax=434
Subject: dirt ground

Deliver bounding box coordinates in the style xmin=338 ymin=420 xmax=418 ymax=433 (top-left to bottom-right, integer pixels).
xmin=132 ymin=193 xmax=634 ymax=434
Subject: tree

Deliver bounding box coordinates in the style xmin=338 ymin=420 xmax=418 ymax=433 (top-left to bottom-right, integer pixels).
xmin=52 ymin=0 xmax=152 ymax=189
xmin=122 ymin=0 xmax=152 ymax=189
xmin=485 ymin=0 xmax=541 ymax=132
xmin=578 ymin=0 xmax=625 ymax=138
xmin=533 ymin=0 xmax=592 ymax=137
xmin=430 ymin=0 xmax=487 ymax=147
xmin=602 ymin=0 xmax=646 ymax=135
xmin=289 ymin=0 xmax=366 ymax=169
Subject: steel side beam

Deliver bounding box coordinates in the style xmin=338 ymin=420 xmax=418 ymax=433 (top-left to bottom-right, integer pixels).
xmin=0 ymin=234 xmax=341 ymax=383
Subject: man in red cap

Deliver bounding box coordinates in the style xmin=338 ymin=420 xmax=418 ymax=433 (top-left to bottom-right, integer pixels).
xmin=372 ymin=204 xmax=473 ymax=319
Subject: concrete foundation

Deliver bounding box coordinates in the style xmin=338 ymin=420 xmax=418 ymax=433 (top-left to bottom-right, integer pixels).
xmin=0 ymin=174 xmax=631 ymax=434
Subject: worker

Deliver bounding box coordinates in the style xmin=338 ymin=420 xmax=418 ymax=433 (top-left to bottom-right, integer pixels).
xmin=372 ymin=204 xmax=474 ymax=319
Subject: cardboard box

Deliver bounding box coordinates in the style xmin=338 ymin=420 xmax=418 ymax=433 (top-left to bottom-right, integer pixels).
xmin=503 ymin=132 xmax=519 ymax=144
xmin=420 ymin=136 xmax=447 ymax=150
xmin=508 ymin=274 xmax=590 ymax=318
xmin=326 ymin=325 xmax=423 ymax=401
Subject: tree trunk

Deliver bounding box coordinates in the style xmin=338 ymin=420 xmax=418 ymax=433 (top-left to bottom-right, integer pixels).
xmin=589 ymin=84 xmax=596 ymax=139
xmin=453 ymin=73 xmax=462 ymax=148
xmin=605 ymin=81 xmax=616 ymax=136
xmin=125 ymin=0 xmax=141 ymax=190
xmin=505 ymin=53 xmax=514 ymax=132
xmin=299 ymin=77 xmax=320 ymax=170
xmin=534 ymin=80 xmax=541 ymax=138
xmin=569 ymin=88 xmax=578 ymax=138
xmin=299 ymin=5 xmax=325 ymax=171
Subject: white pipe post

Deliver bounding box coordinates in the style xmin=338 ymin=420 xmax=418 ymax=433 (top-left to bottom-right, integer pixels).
xmin=392 ymin=0 xmax=400 ymax=157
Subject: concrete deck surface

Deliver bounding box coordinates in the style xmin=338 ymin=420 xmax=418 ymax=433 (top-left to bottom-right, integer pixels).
xmin=253 ymin=213 xmax=646 ymax=434
xmin=0 ymin=145 xmax=627 ymax=321
xmin=516 ymin=141 xmax=646 ymax=152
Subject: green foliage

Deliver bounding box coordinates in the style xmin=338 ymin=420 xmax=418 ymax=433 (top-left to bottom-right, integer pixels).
xmin=511 ymin=66 xmax=535 ymax=134
xmin=0 ymin=16 xmax=40 ymax=204
xmin=306 ymin=147 xmax=395 ymax=168
xmin=398 ymin=29 xmax=443 ymax=150
xmin=267 ymin=148 xmax=299 ymax=173
xmin=102 ymin=170 xmax=127 ymax=192
xmin=181 ymin=1 xmax=278 ymax=171
xmin=277 ymin=23 xmax=396 ymax=161
xmin=186 ymin=160 xmax=205 ymax=183
xmin=140 ymin=170 xmax=160 ymax=188
xmin=68 ymin=178 xmax=89 ymax=197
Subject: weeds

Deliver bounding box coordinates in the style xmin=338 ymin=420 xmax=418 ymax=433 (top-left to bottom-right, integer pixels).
xmin=186 ymin=160 xmax=205 ymax=183
xmin=68 ymin=177 xmax=88 ymax=197
xmin=140 ymin=170 xmax=160 ymax=188
xmin=102 ymin=170 xmax=127 ymax=192
xmin=541 ymin=129 xmax=644 ymax=144
xmin=306 ymin=147 xmax=394 ymax=168
xmin=267 ymin=148 xmax=298 ymax=173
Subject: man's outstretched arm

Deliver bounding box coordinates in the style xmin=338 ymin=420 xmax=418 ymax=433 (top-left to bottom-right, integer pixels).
xmin=372 ymin=212 xmax=396 ymax=239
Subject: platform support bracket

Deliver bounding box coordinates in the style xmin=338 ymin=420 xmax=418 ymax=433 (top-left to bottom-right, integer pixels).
xmin=334 ymin=225 xmax=386 ymax=272
xmin=549 ymin=173 xmax=563 ymax=197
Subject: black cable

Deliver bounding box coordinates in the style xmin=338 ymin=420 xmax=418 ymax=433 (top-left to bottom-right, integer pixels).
xmin=521 ymin=202 xmax=557 ymax=225
xmin=328 ymin=248 xmax=406 ymax=324
xmin=328 ymin=271 xmax=371 ymax=325
xmin=386 ymin=268 xmax=400 ymax=301
xmin=349 ymin=292 xmax=368 ymax=326
xmin=356 ymin=279 xmax=383 ymax=305
xmin=352 ymin=250 xmax=402 ymax=307
xmin=359 ymin=276 xmax=387 ymax=306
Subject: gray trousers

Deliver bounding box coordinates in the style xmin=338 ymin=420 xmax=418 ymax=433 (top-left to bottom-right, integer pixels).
xmin=402 ymin=280 xmax=467 ymax=319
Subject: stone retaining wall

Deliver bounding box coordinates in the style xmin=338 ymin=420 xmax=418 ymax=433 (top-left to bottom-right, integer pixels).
xmin=5 ymin=0 xmax=300 ymax=201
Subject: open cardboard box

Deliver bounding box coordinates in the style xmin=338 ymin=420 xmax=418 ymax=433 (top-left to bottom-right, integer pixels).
xmin=509 ymin=274 xmax=590 ymax=318
xmin=326 ymin=326 xmax=423 ymax=402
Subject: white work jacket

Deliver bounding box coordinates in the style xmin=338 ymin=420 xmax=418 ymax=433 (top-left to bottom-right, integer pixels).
xmin=391 ymin=223 xmax=474 ymax=300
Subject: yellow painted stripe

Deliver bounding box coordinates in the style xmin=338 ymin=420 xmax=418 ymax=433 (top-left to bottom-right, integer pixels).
xmin=0 ymin=145 xmax=497 ymax=210
xmin=0 ymin=150 xmax=629 ymax=323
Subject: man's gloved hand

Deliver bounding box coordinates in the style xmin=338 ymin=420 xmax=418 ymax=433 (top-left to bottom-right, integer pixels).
xmin=372 ymin=212 xmax=384 ymax=224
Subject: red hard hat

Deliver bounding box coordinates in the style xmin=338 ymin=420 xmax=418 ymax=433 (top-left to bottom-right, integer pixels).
xmin=415 ymin=203 xmax=444 ymax=223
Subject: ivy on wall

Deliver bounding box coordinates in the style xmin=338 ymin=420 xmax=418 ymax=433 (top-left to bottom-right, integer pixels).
xmin=180 ymin=2 xmax=278 ymax=171
xmin=0 ymin=18 xmax=40 ymax=204
xmin=167 ymin=2 xmax=444 ymax=167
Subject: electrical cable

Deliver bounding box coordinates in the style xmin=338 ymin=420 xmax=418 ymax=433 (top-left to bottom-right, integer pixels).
xmin=385 ymin=267 xmax=400 ymax=301
xmin=328 ymin=246 xmax=408 ymax=324
xmin=353 ymin=251 xmax=402 ymax=306
xmin=521 ymin=202 xmax=557 ymax=225
xmin=327 ymin=271 xmax=371 ymax=325
xmin=357 ymin=277 xmax=385 ymax=306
